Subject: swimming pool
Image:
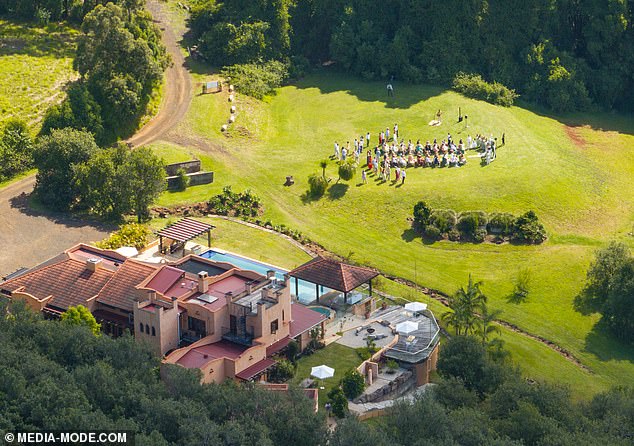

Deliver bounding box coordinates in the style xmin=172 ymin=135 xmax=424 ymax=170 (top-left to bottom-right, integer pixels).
xmin=199 ymin=249 xmax=331 ymax=304
xmin=308 ymin=306 xmax=335 ymax=320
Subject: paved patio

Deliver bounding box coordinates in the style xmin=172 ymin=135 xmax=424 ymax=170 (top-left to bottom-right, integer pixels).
xmin=335 ymin=321 xmax=395 ymax=349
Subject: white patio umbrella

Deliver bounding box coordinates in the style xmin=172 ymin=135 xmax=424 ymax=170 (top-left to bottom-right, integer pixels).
xmin=396 ymin=320 xmax=419 ymax=335
xmin=404 ymin=302 xmax=427 ymax=312
xmin=311 ymin=365 xmax=335 ymax=380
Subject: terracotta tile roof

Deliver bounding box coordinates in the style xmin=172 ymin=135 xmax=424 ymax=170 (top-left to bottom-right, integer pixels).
xmin=289 ymin=257 xmax=378 ymax=293
xmin=1 ymin=259 xmax=113 ymax=310
xmin=236 ymin=358 xmax=276 ymax=380
xmin=158 ymin=218 xmax=214 ymax=243
xmin=176 ymin=340 xmax=250 ymax=368
xmin=96 ymin=261 xmax=158 ymax=312
xmin=289 ymin=303 xmax=326 ymax=338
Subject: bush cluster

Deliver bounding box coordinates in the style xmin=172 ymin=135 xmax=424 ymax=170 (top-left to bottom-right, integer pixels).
xmin=452 ymin=72 xmax=519 ymax=107
xmin=96 ymin=223 xmax=151 ymax=251
xmin=220 ymin=61 xmax=289 ymax=100
xmin=208 ymin=186 xmax=262 ymax=217
xmin=413 ymin=201 xmax=546 ymax=244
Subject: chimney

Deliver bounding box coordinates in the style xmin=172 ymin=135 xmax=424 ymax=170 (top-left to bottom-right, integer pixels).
xmin=172 ymin=296 xmax=178 ymax=309
xmin=147 ymin=290 xmax=157 ymax=302
xmin=246 ymin=281 xmax=254 ymax=295
xmin=86 ymin=258 xmax=101 ymax=272
xmin=266 ymin=270 xmax=276 ymax=280
xmin=198 ymin=271 xmax=209 ymax=293
xmin=225 ymin=291 xmax=233 ymax=305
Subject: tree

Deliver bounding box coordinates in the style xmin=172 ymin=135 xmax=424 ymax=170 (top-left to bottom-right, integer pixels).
xmin=286 ymin=339 xmax=299 ymax=363
xmin=74 ymin=144 xmax=132 ymax=219
xmin=319 ymin=159 xmax=328 ymax=179
xmin=341 ymin=369 xmax=365 ymax=400
xmin=268 ymin=359 xmax=295 ymax=383
xmin=124 ymin=147 xmax=165 ymax=222
xmin=337 ymin=161 xmax=355 ymax=182
xmin=582 ymin=242 xmax=630 ymax=310
xmin=33 ymin=128 xmax=98 ymax=210
xmin=0 ymin=119 xmax=33 ymax=180
xmin=413 ymin=200 xmax=433 ymax=228
xmin=602 ymin=259 xmax=634 ymax=342
xmin=443 ymin=275 xmax=488 ymax=336
xmin=61 ymin=305 xmax=101 ymax=336
xmin=512 ymin=211 xmax=546 ymax=244
xmin=327 ymin=386 xmax=348 ymax=418
xmin=308 ymin=174 xmax=327 ymax=198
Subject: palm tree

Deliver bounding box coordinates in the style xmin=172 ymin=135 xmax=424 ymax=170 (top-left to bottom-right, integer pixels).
xmin=319 ymin=159 xmax=328 ymax=179
xmin=478 ymin=305 xmax=502 ymax=345
xmin=442 ymin=274 xmax=487 ymax=336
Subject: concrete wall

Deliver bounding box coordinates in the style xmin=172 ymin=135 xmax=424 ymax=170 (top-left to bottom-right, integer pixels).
xmin=166 ymin=171 xmax=214 ymax=190
xmin=165 ymin=160 xmax=201 ymax=176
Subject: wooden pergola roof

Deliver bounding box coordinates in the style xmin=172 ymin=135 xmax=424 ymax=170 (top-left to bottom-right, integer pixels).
xmin=288 ymin=256 xmax=378 ymax=293
xmin=158 ymin=218 xmax=214 ymax=243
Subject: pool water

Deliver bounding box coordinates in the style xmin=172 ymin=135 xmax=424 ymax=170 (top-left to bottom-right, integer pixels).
xmin=200 ymin=250 xmax=330 ymax=304
xmin=309 ymin=306 xmax=333 ymax=319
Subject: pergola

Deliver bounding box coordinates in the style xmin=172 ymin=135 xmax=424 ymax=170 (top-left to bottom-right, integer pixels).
xmin=288 ymin=256 xmax=378 ymax=304
xmin=158 ymin=218 xmax=214 ymax=257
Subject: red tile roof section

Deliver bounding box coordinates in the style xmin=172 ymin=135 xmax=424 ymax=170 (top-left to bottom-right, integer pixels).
xmin=158 ymin=218 xmax=214 ymax=243
xmin=1 ymin=259 xmax=113 ymax=310
xmin=266 ymin=336 xmax=291 ymax=357
xmin=289 ymin=303 xmax=327 ymax=338
xmin=96 ymin=261 xmax=158 ymax=312
xmin=235 ymin=358 xmax=276 ymax=380
xmin=288 ymin=257 xmax=378 ymax=293
xmin=145 ymin=266 xmax=185 ymax=294
xmin=176 ymin=340 xmax=250 ymax=368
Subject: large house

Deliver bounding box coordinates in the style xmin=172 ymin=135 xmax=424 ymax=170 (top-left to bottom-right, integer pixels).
xmin=0 ymin=243 xmax=326 ymax=383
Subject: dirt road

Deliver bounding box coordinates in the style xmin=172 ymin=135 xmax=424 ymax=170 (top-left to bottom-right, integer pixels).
xmin=0 ymin=0 xmax=192 ymax=274
xmin=126 ymin=0 xmax=192 ymax=147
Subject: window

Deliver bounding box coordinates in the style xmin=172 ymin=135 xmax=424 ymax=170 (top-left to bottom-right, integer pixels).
xmin=282 ymin=310 xmax=285 ymax=321
xmin=151 ymin=326 xmax=156 ymax=336
xmin=139 ymin=323 xmax=144 ymax=333
xmin=145 ymin=324 xmax=149 ymax=334
xmin=187 ymin=316 xmax=207 ymax=337
xmin=270 ymin=319 xmax=279 ymax=334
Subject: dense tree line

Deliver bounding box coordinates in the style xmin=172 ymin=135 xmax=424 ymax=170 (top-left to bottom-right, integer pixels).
xmin=34 ymin=128 xmax=165 ymax=220
xmin=41 ymin=2 xmax=169 ymax=143
xmin=0 ymin=301 xmax=326 ymax=445
xmin=190 ymin=0 xmax=634 ymax=112
xmin=2 ymin=298 xmax=633 ymax=444
xmin=0 ymin=119 xmax=33 ymax=181
xmin=0 ymin=0 xmax=143 ymax=23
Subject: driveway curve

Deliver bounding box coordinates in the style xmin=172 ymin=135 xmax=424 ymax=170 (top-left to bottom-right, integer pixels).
xmin=1 ymin=0 xmax=192 ymax=274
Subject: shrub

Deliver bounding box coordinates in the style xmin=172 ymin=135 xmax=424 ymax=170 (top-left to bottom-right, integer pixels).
xmin=512 ymin=268 xmax=532 ymax=302
xmin=208 ymin=186 xmax=263 ymax=217
xmin=174 ymin=168 xmax=189 ymax=191
xmin=338 ymin=161 xmax=356 ymax=182
xmin=429 ymin=209 xmax=457 ymax=233
xmin=487 ymin=213 xmax=515 ymax=235
xmin=413 ymin=201 xmax=433 ymax=228
xmin=268 ymin=359 xmax=295 ymax=383
xmin=341 ymin=369 xmax=365 ymax=400
xmin=447 ymin=228 xmax=461 ymax=241
xmin=512 ymin=211 xmax=547 ymax=244
xmin=386 ymin=359 xmax=399 ymax=374
xmin=308 ymin=174 xmax=327 ymax=198
xmin=457 ymin=211 xmax=488 ymax=238
xmin=221 ymin=60 xmax=289 ymax=99
xmin=473 ymin=228 xmax=488 ymax=243
xmin=96 ymin=223 xmax=151 ymax=250
xmin=452 ymin=72 xmax=518 ymax=107
xmin=327 ymin=387 xmax=348 ymax=418
xmin=286 ymin=340 xmax=299 ymax=363
xmin=423 ymin=225 xmax=442 ymax=240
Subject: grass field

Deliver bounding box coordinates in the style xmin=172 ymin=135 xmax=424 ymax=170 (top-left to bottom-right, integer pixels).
xmin=153 ymin=67 xmax=634 ymax=398
xmin=0 ymin=20 xmax=78 ymax=129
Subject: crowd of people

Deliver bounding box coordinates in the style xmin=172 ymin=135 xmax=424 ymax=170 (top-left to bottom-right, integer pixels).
xmin=331 ymin=124 xmax=501 ymax=185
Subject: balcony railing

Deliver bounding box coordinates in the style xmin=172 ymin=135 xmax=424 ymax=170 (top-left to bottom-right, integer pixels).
xmin=221 ymin=326 xmax=254 ymax=346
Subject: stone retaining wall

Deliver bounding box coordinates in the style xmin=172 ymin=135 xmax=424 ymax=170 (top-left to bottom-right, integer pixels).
xmin=353 ymin=370 xmax=414 ymax=404
xmin=165 ymin=160 xmax=202 ymax=176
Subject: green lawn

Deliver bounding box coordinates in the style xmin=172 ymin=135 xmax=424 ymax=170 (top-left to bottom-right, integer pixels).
xmin=0 ymin=20 xmax=78 ymax=129
xmin=154 ymin=68 xmax=634 ymax=398
xmin=149 ymin=216 xmax=312 ymax=270
xmin=291 ymin=343 xmax=362 ymax=410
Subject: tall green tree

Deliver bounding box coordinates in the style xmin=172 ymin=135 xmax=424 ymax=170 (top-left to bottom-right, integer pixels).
xmin=33 ymin=128 xmax=98 ymax=210
xmin=124 ymin=147 xmax=166 ymax=222
xmin=443 ymin=275 xmax=488 ymax=336
xmin=0 ymin=119 xmax=33 ymax=180
xmin=61 ymin=305 xmax=101 ymax=336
